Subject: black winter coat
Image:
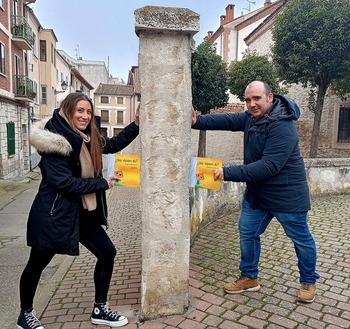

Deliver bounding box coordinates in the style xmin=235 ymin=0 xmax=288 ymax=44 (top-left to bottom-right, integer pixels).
xmin=192 ymin=94 xmax=310 ymax=213
xmin=27 ymin=109 xmax=139 ymax=255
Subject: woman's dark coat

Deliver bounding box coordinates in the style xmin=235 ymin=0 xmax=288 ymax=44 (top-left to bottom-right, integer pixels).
xmin=27 ymin=109 xmax=139 ymax=255
xmin=192 ymin=94 xmax=310 ymax=213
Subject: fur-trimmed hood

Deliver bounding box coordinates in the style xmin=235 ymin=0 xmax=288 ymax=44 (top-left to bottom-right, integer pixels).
xmin=30 ymin=118 xmax=72 ymax=156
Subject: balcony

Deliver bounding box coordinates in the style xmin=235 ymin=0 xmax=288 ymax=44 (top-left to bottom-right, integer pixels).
xmin=11 ymin=16 xmax=34 ymax=50
xmin=14 ymin=75 xmax=36 ymax=102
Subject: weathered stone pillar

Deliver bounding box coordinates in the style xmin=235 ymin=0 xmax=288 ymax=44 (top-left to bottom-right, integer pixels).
xmin=135 ymin=7 xmax=199 ymax=320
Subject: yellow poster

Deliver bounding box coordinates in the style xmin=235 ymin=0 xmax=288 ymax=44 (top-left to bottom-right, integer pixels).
xmin=113 ymin=154 xmax=141 ymax=187
xmin=188 ymin=157 xmax=222 ymax=190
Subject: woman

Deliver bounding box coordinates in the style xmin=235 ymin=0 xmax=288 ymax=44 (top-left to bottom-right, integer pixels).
xmin=17 ymin=92 xmax=139 ymax=329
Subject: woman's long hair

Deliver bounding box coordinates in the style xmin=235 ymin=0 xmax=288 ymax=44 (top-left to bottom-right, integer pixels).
xmin=60 ymin=92 xmax=102 ymax=173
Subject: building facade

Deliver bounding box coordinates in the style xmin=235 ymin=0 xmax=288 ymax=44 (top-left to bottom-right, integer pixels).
xmin=0 ymin=0 xmax=97 ymax=178
xmin=207 ymin=0 xmax=283 ymax=103
xmin=94 ymin=83 xmax=138 ymax=138
xmin=0 ymin=0 xmax=36 ymax=178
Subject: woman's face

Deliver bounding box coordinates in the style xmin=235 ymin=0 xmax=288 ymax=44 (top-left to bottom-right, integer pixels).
xmin=72 ymin=100 xmax=92 ymax=131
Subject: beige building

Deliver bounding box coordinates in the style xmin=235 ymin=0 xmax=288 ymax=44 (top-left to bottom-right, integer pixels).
xmin=57 ymin=49 xmax=110 ymax=95
xmin=94 ymin=82 xmax=138 ymax=138
xmin=0 ymin=0 xmax=99 ymax=178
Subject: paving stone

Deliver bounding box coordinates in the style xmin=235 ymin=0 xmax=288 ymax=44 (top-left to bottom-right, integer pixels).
xmin=37 ymin=190 xmax=350 ymax=328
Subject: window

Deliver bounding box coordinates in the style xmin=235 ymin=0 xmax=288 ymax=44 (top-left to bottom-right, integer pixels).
xmin=14 ymin=54 xmax=20 ymax=76
xmin=41 ymin=85 xmax=47 ymax=104
xmin=116 ymin=111 xmax=124 ymax=124
xmin=117 ymin=96 xmax=124 ymax=104
xmin=0 ymin=43 xmax=5 ymax=74
xmin=51 ymin=43 xmax=54 ymax=64
xmin=337 ymin=106 xmax=350 ymax=143
xmin=13 ymin=0 xmax=18 ymax=16
xmin=32 ymin=32 xmax=37 ymax=57
xmin=7 ymin=122 xmax=15 ymax=156
xmin=0 ymin=0 xmax=4 ymax=9
xmin=33 ymin=81 xmax=38 ymax=103
xmin=101 ymin=96 xmax=109 ymax=104
xmin=101 ymin=110 xmax=109 ymax=123
xmin=40 ymin=40 xmax=46 ymax=61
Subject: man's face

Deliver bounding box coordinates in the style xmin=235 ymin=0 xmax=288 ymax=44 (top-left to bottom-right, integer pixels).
xmin=244 ymin=83 xmax=273 ymax=119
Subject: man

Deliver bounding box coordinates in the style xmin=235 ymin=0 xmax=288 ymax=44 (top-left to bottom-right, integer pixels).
xmin=191 ymin=81 xmax=319 ymax=303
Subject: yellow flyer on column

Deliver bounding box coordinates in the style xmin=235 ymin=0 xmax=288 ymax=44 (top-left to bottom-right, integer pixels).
xmin=113 ymin=154 xmax=141 ymax=187
xmin=188 ymin=157 xmax=222 ymax=190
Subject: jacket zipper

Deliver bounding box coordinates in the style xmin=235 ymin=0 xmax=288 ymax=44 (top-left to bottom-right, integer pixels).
xmin=50 ymin=193 xmax=61 ymax=215
xmin=100 ymin=192 xmax=108 ymax=229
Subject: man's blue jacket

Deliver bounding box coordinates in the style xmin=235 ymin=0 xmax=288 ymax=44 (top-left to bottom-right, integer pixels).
xmin=192 ymin=94 xmax=310 ymax=213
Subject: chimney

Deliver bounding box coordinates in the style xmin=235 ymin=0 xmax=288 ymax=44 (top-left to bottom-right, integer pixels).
xmin=264 ymin=0 xmax=272 ymax=7
xmin=207 ymin=31 xmax=213 ymax=39
xmin=220 ymin=15 xmax=226 ymax=26
xmin=225 ymin=4 xmax=235 ymax=23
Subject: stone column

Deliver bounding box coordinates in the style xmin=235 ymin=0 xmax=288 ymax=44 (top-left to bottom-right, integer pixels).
xmin=135 ymin=7 xmax=199 ymax=320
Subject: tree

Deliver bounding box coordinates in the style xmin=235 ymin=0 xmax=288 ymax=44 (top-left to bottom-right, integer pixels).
xmin=272 ymin=0 xmax=350 ymax=157
xmin=192 ymin=41 xmax=229 ymax=157
xmin=228 ymin=50 xmax=283 ymax=102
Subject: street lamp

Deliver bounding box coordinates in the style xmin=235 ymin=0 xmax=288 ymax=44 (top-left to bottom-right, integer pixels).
xmin=54 ymin=81 xmax=68 ymax=94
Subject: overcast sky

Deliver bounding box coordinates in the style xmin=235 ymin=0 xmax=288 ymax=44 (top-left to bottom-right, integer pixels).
xmin=30 ymin=0 xmax=266 ymax=82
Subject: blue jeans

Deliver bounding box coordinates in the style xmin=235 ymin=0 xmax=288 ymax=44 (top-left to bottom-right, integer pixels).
xmin=239 ymin=197 xmax=320 ymax=284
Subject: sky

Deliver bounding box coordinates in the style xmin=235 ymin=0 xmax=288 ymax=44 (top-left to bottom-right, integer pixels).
xmin=30 ymin=0 xmax=266 ymax=82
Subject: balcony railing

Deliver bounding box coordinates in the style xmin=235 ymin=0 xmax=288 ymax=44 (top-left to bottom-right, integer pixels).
xmin=14 ymin=75 xmax=36 ymax=100
xmin=11 ymin=16 xmax=34 ymax=50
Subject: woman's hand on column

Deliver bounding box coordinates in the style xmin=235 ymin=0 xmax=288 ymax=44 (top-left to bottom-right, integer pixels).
xmin=105 ymin=177 xmax=114 ymax=189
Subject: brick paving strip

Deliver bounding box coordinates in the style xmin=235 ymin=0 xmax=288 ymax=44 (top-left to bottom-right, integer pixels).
xmin=40 ymin=188 xmax=350 ymax=329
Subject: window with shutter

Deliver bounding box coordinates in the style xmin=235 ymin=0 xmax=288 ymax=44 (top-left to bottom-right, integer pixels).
xmin=101 ymin=110 xmax=109 ymax=123
xmin=7 ymin=122 xmax=15 ymax=156
xmin=101 ymin=96 xmax=109 ymax=104
xmin=117 ymin=111 xmax=124 ymax=124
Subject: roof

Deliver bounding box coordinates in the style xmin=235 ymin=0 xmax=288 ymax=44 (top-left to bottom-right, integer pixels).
xmin=244 ymin=0 xmax=286 ymax=45
xmin=235 ymin=0 xmax=285 ymax=30
xmin=71 ymin=67 xmax=94 ymax=90
xmin=94 ymin=83 xmax=134 ymax=96
xmin=209 ymin=0 xmax=283 ymax=42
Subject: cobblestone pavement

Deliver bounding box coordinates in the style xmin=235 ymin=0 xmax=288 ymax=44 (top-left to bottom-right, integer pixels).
xmin=39 ymin=186 xmax=350 ymax=329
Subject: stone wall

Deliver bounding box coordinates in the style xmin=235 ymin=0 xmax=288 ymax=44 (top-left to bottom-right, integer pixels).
xmin=189 ymin=158 xmax=350 ymax=241
xmin=123 ymin=133 xmax=350 ymax=241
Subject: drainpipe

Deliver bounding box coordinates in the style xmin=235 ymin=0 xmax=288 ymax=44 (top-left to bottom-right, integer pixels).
xmin=27 ymin=105 xmax=33 ymax=171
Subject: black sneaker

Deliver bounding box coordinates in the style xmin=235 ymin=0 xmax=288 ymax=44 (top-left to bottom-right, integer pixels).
xmin=17 ymin=309 xmax=45 ymax=329
xmin=91 ymin=302 xmax=128 ymax=327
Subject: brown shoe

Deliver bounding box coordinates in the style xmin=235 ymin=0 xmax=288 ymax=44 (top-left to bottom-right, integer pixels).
xmin=298 ymin=283 xmax=316 ymax=303
xmin=224 ymin=276 xmax=261 ymax=294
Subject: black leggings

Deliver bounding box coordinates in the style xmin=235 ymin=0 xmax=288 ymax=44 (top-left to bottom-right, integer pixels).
xmin=19 ymin=213 xmax=116 ymax=311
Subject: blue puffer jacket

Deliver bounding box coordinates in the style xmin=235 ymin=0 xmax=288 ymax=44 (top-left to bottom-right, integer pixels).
xmin=192 ymin=94 xmax=310 ymax=212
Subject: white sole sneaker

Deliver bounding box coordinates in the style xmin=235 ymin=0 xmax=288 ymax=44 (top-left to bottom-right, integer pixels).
xmin=91 ymin=316 xmax=128 ymax=327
